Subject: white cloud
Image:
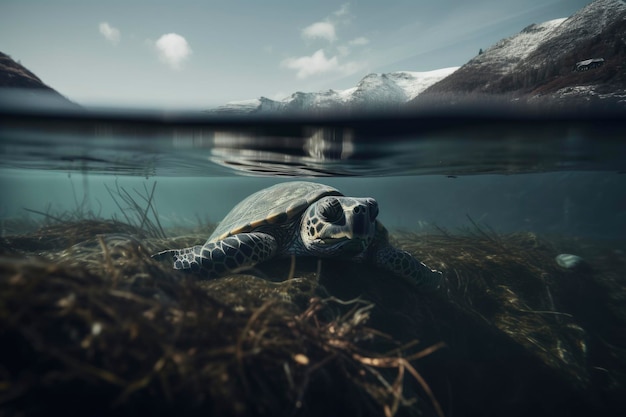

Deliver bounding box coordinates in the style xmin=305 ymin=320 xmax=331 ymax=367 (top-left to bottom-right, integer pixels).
xmin=282 ymin=50 xmax=337 ymax=78
xmin=334 ymin=4 xmax=350 ymax=17
xmin=348 ymin=36 xmax=369 ymax=46
xmin=302 ymin=21 xmax=337 ymax=43
xmin=99 ymin=22 xmax=120 ymax=45
xmin=154 ymin=33 xmax=192 ymax=70
xmin=281 ymin=49 xmax=363 ymax=79
xmin=283 ymin=5 xmax=368 ymax=79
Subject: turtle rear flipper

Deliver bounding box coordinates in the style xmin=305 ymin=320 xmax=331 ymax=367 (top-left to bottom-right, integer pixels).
xmin=154 ymin=233 xmax=278 ymax=279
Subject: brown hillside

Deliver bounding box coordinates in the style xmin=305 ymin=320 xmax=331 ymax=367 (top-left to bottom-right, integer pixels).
xmin=0 ymin=51 xmax=75 ymax=107
xmin=0 ymin=52 xmax=52 ymax=89
xmin=499 ymin=16 xmax=626 ymax=95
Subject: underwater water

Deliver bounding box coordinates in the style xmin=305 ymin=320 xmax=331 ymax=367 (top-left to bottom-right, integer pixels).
xmin=1 ymin=107 xmax=625 ymax=237
xmin=1 ymin=104 xmax=626 ymax=416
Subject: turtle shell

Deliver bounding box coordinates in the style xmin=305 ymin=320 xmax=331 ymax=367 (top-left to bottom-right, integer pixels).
xmin=208 ymin=181 xmax=343 ymax=242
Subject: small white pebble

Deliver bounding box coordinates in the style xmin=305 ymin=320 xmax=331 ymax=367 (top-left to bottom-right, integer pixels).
xmin=555 ymin=253 xmax=585 ymax=269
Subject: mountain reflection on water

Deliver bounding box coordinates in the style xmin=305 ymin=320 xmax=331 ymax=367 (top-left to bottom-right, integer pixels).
xmin=1 ymin=100 xmax=625 ymax=178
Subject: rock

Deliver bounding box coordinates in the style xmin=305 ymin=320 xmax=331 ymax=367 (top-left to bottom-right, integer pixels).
xmin=555 ymin=253 xmax=586 ymax=269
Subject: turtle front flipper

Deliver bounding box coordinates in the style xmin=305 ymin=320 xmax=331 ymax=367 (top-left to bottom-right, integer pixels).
xmin=153 ymin=232 xmax=278 ymax=279
xmin=374 ymin=245 xmax=442 ymax=290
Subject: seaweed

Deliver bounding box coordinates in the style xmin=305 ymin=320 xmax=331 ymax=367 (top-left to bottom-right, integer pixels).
xmin=0 ymin=183 xmax=445 ymax=416
xmin=104 ymin=180 xmax=166 ymax=239
xmin=0 ymin=236 xmax=444 ymax=417
xmin=1 ymin=188 xmax=625 ymax=416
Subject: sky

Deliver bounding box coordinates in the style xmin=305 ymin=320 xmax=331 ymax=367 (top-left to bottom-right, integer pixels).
xmin=0 ymin=0 xmax=593 ymax=109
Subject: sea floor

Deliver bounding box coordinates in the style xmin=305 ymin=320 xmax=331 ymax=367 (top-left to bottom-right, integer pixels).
xmin=1 ymin=217 xmax=625 ymax=417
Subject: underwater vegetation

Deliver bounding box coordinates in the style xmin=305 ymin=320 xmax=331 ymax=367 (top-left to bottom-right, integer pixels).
xmin=0 ymin=184 xmax=625 ymax=416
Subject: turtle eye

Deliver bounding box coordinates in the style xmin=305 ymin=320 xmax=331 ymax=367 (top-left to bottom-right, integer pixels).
xmin=367 ymin=199 xmax=379 ymax=221
xmin=317 ymin=197 xmax=343 ymax=223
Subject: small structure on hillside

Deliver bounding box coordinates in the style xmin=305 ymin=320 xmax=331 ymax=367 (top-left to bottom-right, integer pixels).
xmin=573 ymin=58 xmax=605 ymax=72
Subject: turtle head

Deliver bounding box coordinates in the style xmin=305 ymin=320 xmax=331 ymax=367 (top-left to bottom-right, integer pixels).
xmin=300 ymin=196 xmax=379 ymax=257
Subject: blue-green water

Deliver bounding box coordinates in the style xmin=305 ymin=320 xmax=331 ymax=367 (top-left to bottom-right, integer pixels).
xmin=1 ymin=106 xmax=625 ymax=239
xmin=1 ymin=171 xmax=625 ymax=240
xmin=2 ymin=103 xmax=626 ymax=416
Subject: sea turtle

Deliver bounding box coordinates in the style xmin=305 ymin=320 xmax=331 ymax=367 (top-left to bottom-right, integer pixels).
xmin=153 ymin=181 xmax=442 ymax=289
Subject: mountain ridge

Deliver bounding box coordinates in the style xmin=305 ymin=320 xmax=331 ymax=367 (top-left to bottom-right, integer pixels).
xmin=211 ymin=67 xmax=459 ymax=114
xmin=414 ymin=0 xmax=626 ymax=108
xmin=3 ymin=0 xmax=624 ymax=112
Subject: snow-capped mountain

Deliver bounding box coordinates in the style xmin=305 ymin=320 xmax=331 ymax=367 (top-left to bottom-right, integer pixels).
xmin=478 ymin=18 xmax=567 ymax=76
xmin=212 ymin=67 xmax=458 ymax=114
xmin=417 ymin=0 xmax=626 ymax=107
